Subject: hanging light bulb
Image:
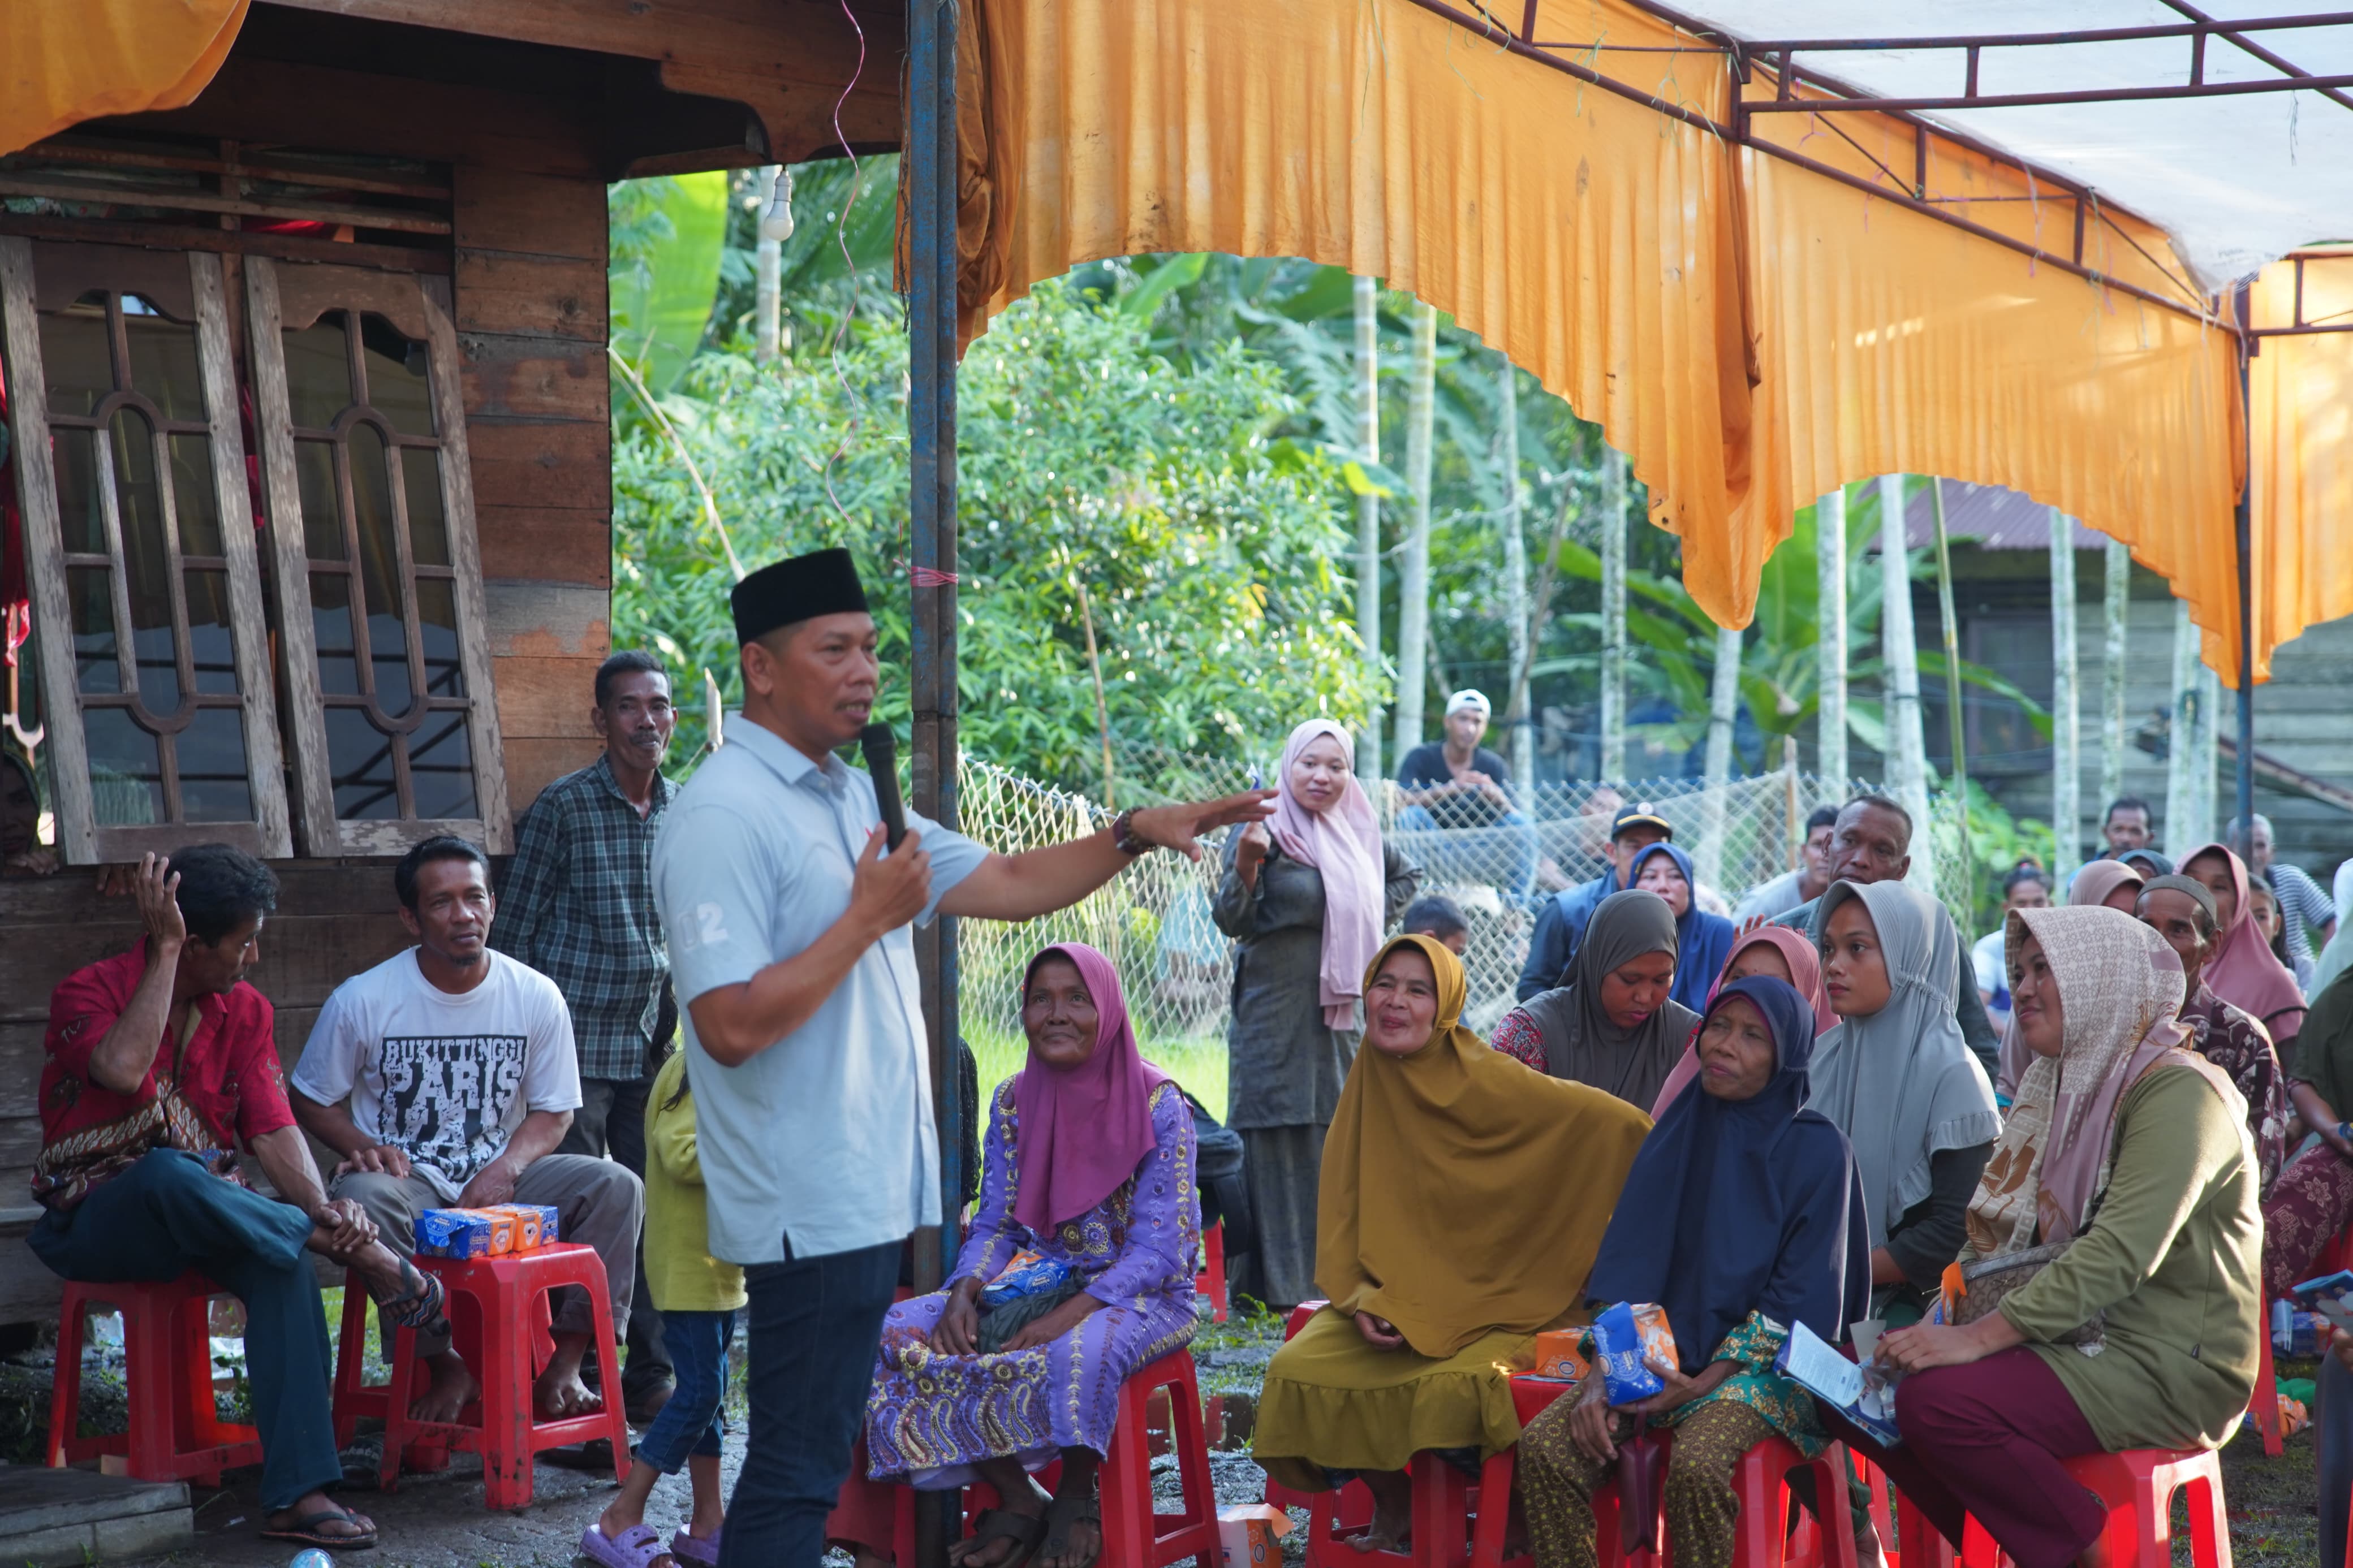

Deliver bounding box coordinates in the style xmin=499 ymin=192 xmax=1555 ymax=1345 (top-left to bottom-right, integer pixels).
xmin=759 ymin=167 xmax=795 ymax=244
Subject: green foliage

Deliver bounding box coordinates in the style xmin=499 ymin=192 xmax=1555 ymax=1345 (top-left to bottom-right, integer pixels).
xmin=612 ymin=276 xmax=1373 ymax=785
xmin=1927 ymin=778 xmax=2059 ymax=935
xmin=609 ymin=173 xmax=730 ymax=393
xmin=706 ymin=157 xmax=903 ymax=354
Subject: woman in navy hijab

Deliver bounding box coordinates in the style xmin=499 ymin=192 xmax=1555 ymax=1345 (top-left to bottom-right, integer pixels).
xmin=1626 ymin=841 xmax=1738 ymax=1014
xmin=1512 ymin=977 xmax=1871 ymax=1568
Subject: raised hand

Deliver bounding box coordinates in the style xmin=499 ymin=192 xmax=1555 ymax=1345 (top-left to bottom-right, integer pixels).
xmin=1131 ymin=789 xmax=1278 ymax=863
xmin=132 ymin=853 xmax=187 ymax=950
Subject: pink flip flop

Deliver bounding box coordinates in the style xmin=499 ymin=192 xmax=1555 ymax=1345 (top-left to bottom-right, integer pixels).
xmin=579 ymin=1523 xmax=669 ymax=1568
xmin=670 ymin=1526 xmax=722 ymax=1567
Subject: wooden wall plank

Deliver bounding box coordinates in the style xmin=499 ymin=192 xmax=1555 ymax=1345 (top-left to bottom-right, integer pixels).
xmin=464 ymin=421 xmax=610 ymax=512
xmin=486 ymin=581 xmax=611 ymax=660
xmin=495 ymin=655 xmax=610 ymax=740
xmin=476 ymin=505 xmax=612 ymax=585
xmin=460 ymin=336 xmax=607 ymax=421
xmin=506 ymin=738 xmax=606 ymax=813
xmin=453 ymin=252 xmax=606 ymax=339
xmin=449 ymin=169 xmax=606 ymax=262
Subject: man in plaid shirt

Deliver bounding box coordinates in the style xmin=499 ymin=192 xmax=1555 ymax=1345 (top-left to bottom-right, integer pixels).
xmin=493 ymin=650 xmax=678 ymax=1421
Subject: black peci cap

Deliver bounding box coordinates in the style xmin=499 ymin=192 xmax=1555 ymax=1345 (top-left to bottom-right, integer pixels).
xmin=730 ymin=547 xmax=870 ymax=643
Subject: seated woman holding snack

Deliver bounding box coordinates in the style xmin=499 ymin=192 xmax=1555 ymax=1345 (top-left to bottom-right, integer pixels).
xmin=1822 ymin=906 xmax=2261 ymax=1568
xmin=1515 ymin=976 xmax=1869 ymax=1568
xmin=1492 ymin=890 xmax=1699 ymax=1111
xmin=1647 ymin=925 xmax=1835 ymax=1117
xmin=1809 ymin=881 xmax=2001 ymax=1325
xmin=1253 ymin=935 xmax=1651 ymax=1552
xmin=861 ymin=943 xmax=1200 ymax=1568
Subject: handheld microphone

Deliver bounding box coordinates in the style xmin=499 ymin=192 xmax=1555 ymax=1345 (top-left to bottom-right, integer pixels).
xmin=860 ymin=723 xmax=908 ymax=850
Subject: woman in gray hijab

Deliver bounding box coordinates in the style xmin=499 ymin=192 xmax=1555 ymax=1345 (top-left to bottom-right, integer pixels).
xmin=1810 ymin=879 xmax=2002 ymax=1321
xmin=1491 ymin=889 xmax=1696 ymax=1109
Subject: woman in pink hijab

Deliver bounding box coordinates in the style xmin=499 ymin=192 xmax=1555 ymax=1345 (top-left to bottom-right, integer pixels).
xmin=2180 ymin=841 xmax=2307 ymax=1052
xmin=1212 ymin=719 xmax=1416 ymax=1308
xmin=863 ymin=944 xmax=1201 ymax=1568
xmin=1648 ymin=925 xmax=1835 ymax=1116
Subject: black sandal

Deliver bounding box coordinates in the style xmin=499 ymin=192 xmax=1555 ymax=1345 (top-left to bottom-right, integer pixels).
xmin=1036 ymin=1487 xmax=1102 ymax=1568
xmin=260 ymin=1501 xmax=378 ymax=1551
xmin=948 ymin=1507 xmax=1047 ymax=1568
xmin=369 ymin=1258 xmax=448 ymax=1337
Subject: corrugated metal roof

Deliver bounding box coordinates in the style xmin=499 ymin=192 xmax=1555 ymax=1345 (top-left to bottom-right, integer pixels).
xmin=1898 ymin=480 xmax=2109 ymax=553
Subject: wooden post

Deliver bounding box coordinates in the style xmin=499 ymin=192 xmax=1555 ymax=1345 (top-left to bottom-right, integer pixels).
xmin=907 ymin=4 xmax=960 ymax=1561
xmin=1599 ymin=448 xmax=1628 ymax=782
xmin=1353 ymin=274 xmax=1383 ymax=786
xmin=1393 ymin=300 xmax=1437 ymax=759
xmin=2048 ymin=507 xmax=2080 ymax=883
xmin=1815 ymin=487 xmax=1848 ymax=785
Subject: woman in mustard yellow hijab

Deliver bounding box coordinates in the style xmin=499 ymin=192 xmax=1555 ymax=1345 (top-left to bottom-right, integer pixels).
xmin=1253 ymin=934 xmax=1653 ymax=1549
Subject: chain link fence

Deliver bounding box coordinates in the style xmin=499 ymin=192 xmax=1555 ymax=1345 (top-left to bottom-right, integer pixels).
xmin=954 ymin=746 xmax=1987 ymax=1054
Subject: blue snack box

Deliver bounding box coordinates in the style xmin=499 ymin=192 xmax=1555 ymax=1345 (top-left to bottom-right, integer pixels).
xmin=506 ymin=1203 xmax=560 ymax=1246
xmin=416 ymin=1208 xmax=498 ymax=1259
xmin=1591 ymin=1301 xmax=1665 ymax=1405
xmin=979 ymin=1250 xmax=1079 ymax=1309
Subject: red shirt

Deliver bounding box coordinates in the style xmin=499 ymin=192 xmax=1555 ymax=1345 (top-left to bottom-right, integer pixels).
xmin=35 ymin=944 xmax=295 ymax=1208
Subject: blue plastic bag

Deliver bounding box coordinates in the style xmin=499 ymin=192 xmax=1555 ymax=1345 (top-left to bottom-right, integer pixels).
xmin=1591 ymin=1302 xmax=1665 ymax=1404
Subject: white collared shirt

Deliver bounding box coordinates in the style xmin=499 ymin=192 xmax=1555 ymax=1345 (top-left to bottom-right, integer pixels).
xmin=653 ymin=718 xmax=985 ymax=1264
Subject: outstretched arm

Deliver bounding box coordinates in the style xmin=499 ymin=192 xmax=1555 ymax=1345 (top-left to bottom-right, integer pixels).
xmin=939 ymin=791 xmax=1273 ymax=922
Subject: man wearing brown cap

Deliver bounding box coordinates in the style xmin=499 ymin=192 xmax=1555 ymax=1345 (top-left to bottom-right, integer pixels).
xmin=652 ymin=548 xmax=1270 ymax=1568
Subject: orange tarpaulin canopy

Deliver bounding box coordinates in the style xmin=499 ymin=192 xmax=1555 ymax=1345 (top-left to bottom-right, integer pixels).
xmin=951 ymin=0 xmax=2305 ymax=683
xmin=1 ymin=0 xmax=249 ymax=159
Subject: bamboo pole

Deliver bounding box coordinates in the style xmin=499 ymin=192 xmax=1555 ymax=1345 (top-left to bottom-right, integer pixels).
xmin=1698 ymin=623 xmax=1743 ymax=893
xmin=1076 ymin=581 xmax=1115 ymax=810
xmin=2165 ymin=599 xmax=2205 ymax=856
xmin=1877 ymin=475 xmax=1935 ymax=898
xmin=1816 ymin=487 xmax=1848 ymax=785
xmin=753 ymin=164 xmax=783 ymax=363
xmin=1497 ymin=353 xmax=1534 ymax=794
xmin=1353 ymin=274 xmax=1383 ymax=786
xmin=1599 ymin=448 xmax=1628 ymax=782
xmin=1930 ymin=479 xmax=1971 ymax=877
xmin=2100 ymin=536 xmax=2132 ymax=813
xmin=2049 ymin=508 xmax=2081 ymax=883
xmin=1393 ymin=300 xmax=1438 ymax=759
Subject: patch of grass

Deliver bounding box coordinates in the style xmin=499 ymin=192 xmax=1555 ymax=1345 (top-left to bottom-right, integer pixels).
xmin=969 ymin=1029 xmax=1228 ymax=1115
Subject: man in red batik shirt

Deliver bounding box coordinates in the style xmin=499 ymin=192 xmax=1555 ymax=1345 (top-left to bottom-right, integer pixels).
xmin=33 ymin=846 xmax=443 ymax=1553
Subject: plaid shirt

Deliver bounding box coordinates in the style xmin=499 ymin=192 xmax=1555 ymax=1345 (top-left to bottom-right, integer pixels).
xmin=492 ymin=753 xmax=673 ymax=1081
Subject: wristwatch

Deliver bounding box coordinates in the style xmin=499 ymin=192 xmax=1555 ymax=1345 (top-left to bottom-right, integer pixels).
xmin=1111 ymin=807 xmax=1154 ymax=857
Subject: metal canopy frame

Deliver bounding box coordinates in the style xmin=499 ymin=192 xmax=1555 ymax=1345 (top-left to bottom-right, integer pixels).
xmin=1404 ymin=0 xmax=2353 ymax=844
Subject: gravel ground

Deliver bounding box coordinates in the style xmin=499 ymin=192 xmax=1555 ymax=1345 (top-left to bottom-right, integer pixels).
xmin=11 ymin=1306 xmax=2329 ymax=1567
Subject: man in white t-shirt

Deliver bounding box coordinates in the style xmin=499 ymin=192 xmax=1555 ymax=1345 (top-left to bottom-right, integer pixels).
xmin=292 ymin=837 xmax=643 ymax=1427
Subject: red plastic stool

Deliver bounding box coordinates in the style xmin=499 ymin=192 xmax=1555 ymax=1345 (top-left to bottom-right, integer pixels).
xmin=331 ymin=1273 xmax=559 ymax=1474
xmin=1196 ymin=1223 xmax=1229 ymax=1324
xmin=2063 ymin=1448 xmax=2230 ymax=1568
xmin=1468 ymin=1375 xmax=1576 ymax=1568
xmin=48 ymin=1272 xmax=262 ymax=1486
xmin=2248 ymin=1304 xmax=2285 ymax=1457
xmin=346 ymin=1242 xmax=628 ymax=1509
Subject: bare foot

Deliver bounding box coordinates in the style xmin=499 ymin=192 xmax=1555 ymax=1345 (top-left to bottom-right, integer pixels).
xmin=409 ymin=1350 xmax=478 ymax=1423
xmin=535 ymin=1359 xmax=604 ymax=1420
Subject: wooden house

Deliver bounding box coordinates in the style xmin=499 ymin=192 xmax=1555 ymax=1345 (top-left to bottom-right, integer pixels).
xmin=0 ymin=0 xmax=898 ymax=1327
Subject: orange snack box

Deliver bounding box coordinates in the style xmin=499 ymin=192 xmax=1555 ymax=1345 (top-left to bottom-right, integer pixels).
xmin=1531 ymin=1329 xmax=1589 ymax=1382
xmin=1630 ymin=1303 xmax=1679 ymax=1373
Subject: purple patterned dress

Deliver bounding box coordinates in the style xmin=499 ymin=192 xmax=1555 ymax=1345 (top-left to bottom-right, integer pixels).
xmin=863 ymin=1077 xmax=1201 ymax=1487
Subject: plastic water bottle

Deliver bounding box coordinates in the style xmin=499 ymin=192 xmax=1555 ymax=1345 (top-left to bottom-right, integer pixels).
xmin=2272 ymin=1297 xmax=2294 ymax=1354
xmin=289 ymin=1549 xmax=337 ymax=1568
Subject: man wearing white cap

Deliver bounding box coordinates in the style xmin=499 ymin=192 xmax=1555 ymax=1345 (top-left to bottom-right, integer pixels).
xmin=1394 ymin=690 xmax=1541 ymax=900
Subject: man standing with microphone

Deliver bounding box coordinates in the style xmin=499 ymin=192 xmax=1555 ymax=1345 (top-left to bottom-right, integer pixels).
xmin=653 ymin=548 xmax=1272 ymax=1568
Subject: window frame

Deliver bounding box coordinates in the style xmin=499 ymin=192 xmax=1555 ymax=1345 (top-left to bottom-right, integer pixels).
xmin=244 ymin=256 xmax=511 ymax=857
xmin=0 ymin=237 xmax=292 ymax=863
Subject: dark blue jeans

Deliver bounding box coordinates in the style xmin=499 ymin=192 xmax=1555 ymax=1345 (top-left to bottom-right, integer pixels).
xmin=635 ymin=1307 xmax=735 ymax=1474
xmin=718 ymin=1236 xmax=900 ymax=1568
xmin=29 ymin=1149 xmax=340 ymax=1510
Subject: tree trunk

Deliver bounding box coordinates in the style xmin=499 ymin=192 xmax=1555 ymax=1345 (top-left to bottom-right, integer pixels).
xmin=1698 ymin=623 xmax=1743 ymax=893
xmin=2100 ymin=535 xmax=2131 ymax=813
xmin=1876 ymin=475 xmax=1935 ymax=898
xmin=1496 ymin=353 xmax=1534 ymax=794
xmin=1393 ymin=299 xmax=1438 ymax=761
xmin=1600 ymin=447 xmax=1629 ymax=783
xmin=2049 ymin=508 xmax=2082 ymax=883
xmin=1353 ymin=274 xmax=1384 ymax=786
xmin=753 ymin=165 xmax=783 ymax=364
xmin=2165 ymin=598 xmax=2205 ymax=856
xmin=1816 ymin=486 xmax=1848 ymax=785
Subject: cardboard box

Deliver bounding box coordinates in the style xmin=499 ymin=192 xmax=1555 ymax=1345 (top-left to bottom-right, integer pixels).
xmin=1217 ymin=1505 xmax=1291 ymax=1568
xmin=416 ymin=1207 xmax=516 ymax=1258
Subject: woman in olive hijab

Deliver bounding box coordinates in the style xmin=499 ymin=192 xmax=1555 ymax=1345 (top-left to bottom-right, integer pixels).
xmin=1491 ymin=889 xmax=1697 ymax=1109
